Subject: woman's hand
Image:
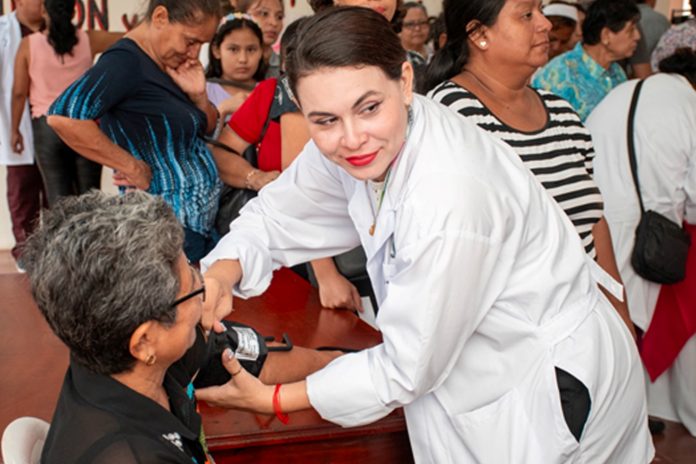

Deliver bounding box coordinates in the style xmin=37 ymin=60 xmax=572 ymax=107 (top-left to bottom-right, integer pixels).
xmin=112 ymin=158 xmax=152 ymax=190
xmin=11 ymin=130 xmax=24 ymax=154
xmin=318 ymin=272 xmax=363 ymax=312
xmin=218 ymin=91 xmax=250 ymax=118
xmin=195 ymin=349 xmax=274 ymax=413
xmin=249 ymin=170 xmax=280 ymax=191
xmin=166 ymin=59 xmax=207 ymax=105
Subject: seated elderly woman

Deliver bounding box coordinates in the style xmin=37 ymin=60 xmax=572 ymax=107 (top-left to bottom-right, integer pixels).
xmin=22 ymin=191 xmax=337 ymax=463
xmin=532 ymin=0 xmax=641 ymax=121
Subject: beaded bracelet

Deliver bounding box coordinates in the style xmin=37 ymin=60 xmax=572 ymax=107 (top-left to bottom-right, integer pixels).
xmin=273 ymin=383 xmax=290 ymax=425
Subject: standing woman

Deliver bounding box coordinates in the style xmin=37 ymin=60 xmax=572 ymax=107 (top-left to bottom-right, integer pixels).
xmin=206 ymin=15 xmax=266 ymax=128
xmin=425 ymin=0 xmax=634 ymax=337
xmin=10 ymin=0 xmax=120 ymax=207
xmin=46 ymin=0 xmax=222 ymax=263
xmin=197 ymin=8 xmax=652 ymax=463
xmin=399 ymin=2 xmax=432 ymax=64
xmin=532 ymin=0 xmax=641 ymax=121
xmin=236 ymin=0 xmax=283 ymax=78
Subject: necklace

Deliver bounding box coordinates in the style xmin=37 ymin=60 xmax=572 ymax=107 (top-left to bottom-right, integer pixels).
xmin=367 ymin=170 xmax=393 ymax=236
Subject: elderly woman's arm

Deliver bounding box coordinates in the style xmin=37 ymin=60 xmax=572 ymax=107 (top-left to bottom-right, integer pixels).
xmin=47 ymin=116 xmax=151 ymax=189
xmin=593 ymin=217 xmax=637 ymax=339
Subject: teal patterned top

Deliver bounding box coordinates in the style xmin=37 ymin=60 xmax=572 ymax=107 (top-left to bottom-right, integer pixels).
xmin=532 ymin=42 xmax=627 ymax=122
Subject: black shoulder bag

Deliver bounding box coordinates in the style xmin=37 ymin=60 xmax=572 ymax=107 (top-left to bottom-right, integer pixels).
xmin=627 ymin=79 xmax=690 ymax=284
xmin=208 ymin=115 xmax=271 ymax=236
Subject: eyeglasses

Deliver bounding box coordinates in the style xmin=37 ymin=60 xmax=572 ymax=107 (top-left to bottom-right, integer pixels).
xmin=403 ymin=20 xmax=429 ymax=30
xmin=171 ymin=266 xmax=206 ymax=308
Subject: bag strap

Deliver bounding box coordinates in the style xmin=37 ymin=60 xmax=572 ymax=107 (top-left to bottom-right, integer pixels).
xmin=627 ymin=79 xmax=646 ymax=215
xmin=204 ymin=105 xmax=273 ymax=167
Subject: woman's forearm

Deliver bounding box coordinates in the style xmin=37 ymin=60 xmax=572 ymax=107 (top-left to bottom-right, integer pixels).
xmin=47 ymin=115 xmax=151 ymax=189
xmin=47 ymin=116 xmax=132 ymax=169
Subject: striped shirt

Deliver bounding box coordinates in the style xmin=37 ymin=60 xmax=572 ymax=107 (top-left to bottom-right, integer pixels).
xmin=429 ymin=81 xmax=603 ymax=257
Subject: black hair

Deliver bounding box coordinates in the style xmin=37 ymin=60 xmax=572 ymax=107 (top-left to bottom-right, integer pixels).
xmin=429 ymin=13 xmax=446 ymax=52
xmin=659 ymin=47 xmax=696 ymax=87
xmin=237 ymin=0 xmax=284 ymax=13
xmin=286 ymin=6 xmax=406 ymax=99
xmin=206 ymin=17 xmax=266 ymax=80
xmin=582 ymin=0 xmax=640 ymax=46
xmin=422 ymin=0 xmax=505 ymax=93
xmin=45 ymin=0 xmax=78 ymax=57
xmin=146 ymin=0 xmax=221 ymax=24
xmin=280 ymin=16 xmax=310 ymax=69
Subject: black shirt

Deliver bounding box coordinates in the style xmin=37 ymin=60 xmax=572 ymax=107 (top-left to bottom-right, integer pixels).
xmin=41 ymin=358 xmax=209 ymax=464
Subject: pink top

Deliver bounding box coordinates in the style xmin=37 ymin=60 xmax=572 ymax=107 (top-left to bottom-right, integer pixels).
xmin=28 ymin=29 xmax=92 ymax=117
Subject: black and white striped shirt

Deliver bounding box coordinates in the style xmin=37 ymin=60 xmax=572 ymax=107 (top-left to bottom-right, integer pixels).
xmin=429 ymin=81 xmax=603 ymax=257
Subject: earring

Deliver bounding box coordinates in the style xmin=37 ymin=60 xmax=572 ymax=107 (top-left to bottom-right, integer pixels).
xmin=146 ymin=354 xmax=156 ymax=366
xmin=480 ymin=40 xmax=487 ymax=48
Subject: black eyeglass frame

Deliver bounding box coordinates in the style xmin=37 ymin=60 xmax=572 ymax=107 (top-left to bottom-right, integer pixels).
xmin=170 ymin=266 xmax=206 ymax=308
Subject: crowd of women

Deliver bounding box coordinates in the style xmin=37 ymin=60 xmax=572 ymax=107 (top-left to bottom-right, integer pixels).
xmin=7 ymin=0 xmax=696 ymax=462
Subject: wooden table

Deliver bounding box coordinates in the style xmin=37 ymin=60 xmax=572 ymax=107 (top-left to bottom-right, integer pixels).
xmin=0 ymin=269 xmax=413 ymax=463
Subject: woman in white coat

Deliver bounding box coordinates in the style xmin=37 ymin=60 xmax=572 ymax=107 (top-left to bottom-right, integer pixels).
xmin=197 ymin=7 xmax=653 ymax=463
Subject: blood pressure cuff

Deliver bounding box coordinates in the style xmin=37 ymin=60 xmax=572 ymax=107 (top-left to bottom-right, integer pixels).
xmin=193 ymin=320 xmax=269 ymax=388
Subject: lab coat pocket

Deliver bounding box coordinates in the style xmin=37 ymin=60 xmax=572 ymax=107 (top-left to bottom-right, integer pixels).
xmin=450 ymin=387 xmax=546 ymax=463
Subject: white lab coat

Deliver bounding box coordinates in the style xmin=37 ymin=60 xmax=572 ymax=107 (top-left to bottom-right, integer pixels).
xmin=587 ymin=74 xmax=696 ymax=436
xmin=0 ymin=12 xmax=35 ymax=165
xmin=203 ymin=95 xmax=653 ymax=463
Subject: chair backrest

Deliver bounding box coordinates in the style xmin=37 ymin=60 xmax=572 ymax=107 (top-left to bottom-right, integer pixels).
xmin=1 ymin=417 xmax=50 ymax=464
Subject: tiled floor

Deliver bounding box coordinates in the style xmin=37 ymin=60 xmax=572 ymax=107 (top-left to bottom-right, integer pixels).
xmin=0 ymin=251 xmax=694 ymax=462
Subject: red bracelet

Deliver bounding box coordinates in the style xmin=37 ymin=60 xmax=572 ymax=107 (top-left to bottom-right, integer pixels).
xmin=273 ymin=383 xmax=290 ymax=425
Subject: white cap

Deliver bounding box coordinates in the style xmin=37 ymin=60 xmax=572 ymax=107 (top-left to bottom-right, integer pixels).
xmin=542 ymin=3 xmax=578 ymax=22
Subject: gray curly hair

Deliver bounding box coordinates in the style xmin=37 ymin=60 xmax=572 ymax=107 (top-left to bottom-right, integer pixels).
xmin=23 ymin=191 xmax=185 ymax=375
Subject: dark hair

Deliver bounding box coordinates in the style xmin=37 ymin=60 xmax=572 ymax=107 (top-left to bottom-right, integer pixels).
xmin=45 ymin=0 xmax=78 ymax=57
xmin=237 ymin=0 xmax=284 ymax=13
xmin=582 ymin=0 xmax=640 ymax=46
xmin=146 ymin=0 xmax=221 ymax=24
xmin=23 ymin=191 xmax=184 ymax=376
xmin=286 ymin=7 xmax=406 ymax=99
xmin=430 ymin=13 xmax=446 ymax=52
xmin=659 ymin=47 xmax=696 ymax=87
xmin=422 ymin=0 xmax=505 ymax=92
xmin=280 ymin=16 xmax=310 ymax=69
xmin=206 ymin=17 xmax=266 ymax=80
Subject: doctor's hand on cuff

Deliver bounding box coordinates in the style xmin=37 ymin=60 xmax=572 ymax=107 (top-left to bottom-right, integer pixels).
xmin=195 ymin=349 xmax=274 ymax=413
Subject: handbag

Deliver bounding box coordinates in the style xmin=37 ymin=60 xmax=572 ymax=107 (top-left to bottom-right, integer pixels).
xmin=627 ymin=79 xmax=691 ymax=284
xmin=207 ymin=114 xmax=270 ymax=235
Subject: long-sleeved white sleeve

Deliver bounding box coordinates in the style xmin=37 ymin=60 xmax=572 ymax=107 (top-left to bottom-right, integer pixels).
xmin=202 ymin=144 xmax=361 ymax=297
xmin=306 ymin=171 xmax=517 ymax=426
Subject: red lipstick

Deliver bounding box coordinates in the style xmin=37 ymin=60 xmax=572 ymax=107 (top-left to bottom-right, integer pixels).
xmin=346 ymin=150 xmax=378 ymax=167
